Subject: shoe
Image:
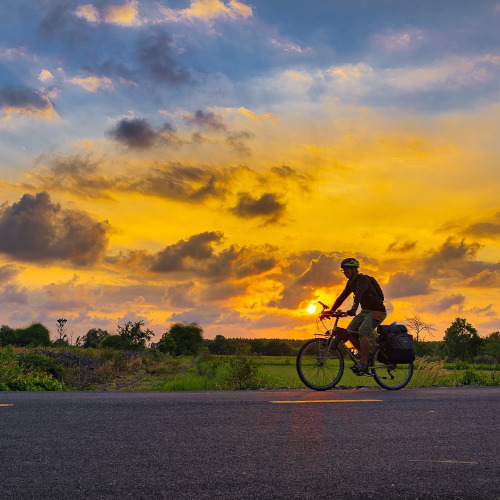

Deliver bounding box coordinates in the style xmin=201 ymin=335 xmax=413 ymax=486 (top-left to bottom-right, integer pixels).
xmin=351 ymin=363 xmax=370 ymax=375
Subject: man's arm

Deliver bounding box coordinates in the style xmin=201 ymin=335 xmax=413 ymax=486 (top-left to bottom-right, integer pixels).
xmin=329 ymin=283 xmax=351 ymax=312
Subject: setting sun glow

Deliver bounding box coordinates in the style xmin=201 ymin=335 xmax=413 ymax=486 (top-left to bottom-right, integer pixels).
xmin=1 ymin=1 xmax=500 ymax=342
xmin=307 ymin=304 xmax=317 ymax=315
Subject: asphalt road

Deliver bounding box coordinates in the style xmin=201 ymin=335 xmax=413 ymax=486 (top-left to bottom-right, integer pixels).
xmin=1 ymin=387 xmax=499 ymax=500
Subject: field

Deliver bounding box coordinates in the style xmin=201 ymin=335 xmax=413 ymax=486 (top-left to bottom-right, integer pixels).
xmin=1 ymin=346 xmax=499 ymax=391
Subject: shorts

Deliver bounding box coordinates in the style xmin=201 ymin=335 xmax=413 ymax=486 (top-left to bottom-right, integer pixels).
xmin=346 ymin=310 xmax=387 ymax=337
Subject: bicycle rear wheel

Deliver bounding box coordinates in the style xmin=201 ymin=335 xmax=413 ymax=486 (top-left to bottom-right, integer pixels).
xmin=296 ymin=338 xmax=344 ymax=390
xmin=371 ymin=347 xmax=413 ymax=390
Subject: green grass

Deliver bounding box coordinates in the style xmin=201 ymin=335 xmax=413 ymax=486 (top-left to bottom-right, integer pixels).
xmin=2 ymin=346 xmax=498 ymax=391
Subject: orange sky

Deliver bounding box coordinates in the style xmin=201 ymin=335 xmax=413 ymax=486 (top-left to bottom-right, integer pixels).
xmin=1 ymin=1 xmax=500 ymax=341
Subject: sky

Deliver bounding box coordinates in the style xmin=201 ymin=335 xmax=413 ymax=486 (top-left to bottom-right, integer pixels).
xmin=1 ymin=0 xmax=500 ymax=343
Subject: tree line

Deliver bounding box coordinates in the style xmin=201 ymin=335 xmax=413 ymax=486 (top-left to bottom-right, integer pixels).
xmin=0 ymin=317 xmax=499 ymax=363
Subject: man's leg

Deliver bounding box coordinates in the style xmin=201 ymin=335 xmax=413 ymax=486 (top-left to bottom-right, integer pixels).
xmin=358 ymin=310 xmax=387 ymax=365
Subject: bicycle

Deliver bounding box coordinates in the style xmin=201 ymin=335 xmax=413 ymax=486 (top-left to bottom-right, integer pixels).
xmin=296 ymin=301 xmax=414 ymax=390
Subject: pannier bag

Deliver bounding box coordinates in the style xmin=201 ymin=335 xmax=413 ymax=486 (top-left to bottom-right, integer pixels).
xmin=376 ymin=323 xmax=415 ymax=364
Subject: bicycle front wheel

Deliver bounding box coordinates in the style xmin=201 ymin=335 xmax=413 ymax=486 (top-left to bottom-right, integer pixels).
xmin=296 ymin=338 xmax=344 ymax=390
xmin=371 ymin=347 xmax=413 ymax=390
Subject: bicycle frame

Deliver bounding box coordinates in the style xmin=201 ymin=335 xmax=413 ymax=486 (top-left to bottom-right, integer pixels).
xmin=315 ymin=313 xmax=366 ymax=371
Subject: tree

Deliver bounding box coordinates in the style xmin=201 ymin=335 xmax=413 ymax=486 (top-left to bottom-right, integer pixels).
xmin=79 ymin=328 xmax=110 ymax=348
xmin=101 ymin=334 xmax=127 ymax=350
xmin=482 ymin=331 xmax=500 ymax=362
xmin=15 ymin=323 xmax=51 ymax=347
xmin=0 ymin=325 xmax=17 ymax=346
xmin=406 ymin=314 xmax=436 ymax=343
xmin=117 ymin=321 xmax=153 ymax=350
xmin=159 ymin=322 xmax=204 ymax=356
xmin=209 ymin=335 xmax=233 ymax=355
xmin=55 ymin=318 xmax=69 ymax=345
xmin=443 ymin=318 xmax=483 ymax=361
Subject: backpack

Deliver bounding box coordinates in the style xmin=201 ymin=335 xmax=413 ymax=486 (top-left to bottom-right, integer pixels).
xmin=367 ymin=275 xmax=384 ymax=300
xmin=377 ymin=323 xmax=415 ymax=364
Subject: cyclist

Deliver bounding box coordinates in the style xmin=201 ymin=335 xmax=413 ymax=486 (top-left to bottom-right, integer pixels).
xmin=325 ymin=258 xmax=387 ymax=374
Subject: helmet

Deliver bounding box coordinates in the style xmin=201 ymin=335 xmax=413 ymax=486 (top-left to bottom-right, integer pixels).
xmin=340 ymin=258 xmax=360 ymax=269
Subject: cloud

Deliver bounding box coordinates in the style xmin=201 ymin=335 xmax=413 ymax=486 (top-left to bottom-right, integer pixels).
xmin=151 ymin=231 xmax=224 ymax=273
xmin=373 ymin=29 xmax=425 ymax=52
xmin=462 ymin=213 xmax=500 ymax=239
xmin=137 ymin=30 xmax=191 ymax=84
xmin=295 ymin=254 xmax=344 ymax=288
xmin=460 ymin=270 xmax=500 ymax=287
xmin=163 ymin=282 xmax=197 ymax=308
xmin=0 ymin=192 xmax=109 ymax=266
xmin=159 ymin=0 xmax=253 ymax=23
xmin=184 ymin=109 xmax=227 ymax=131
xmin=74 ymin=2 xmax=141 ymax=26
xmin=429 ymin=294 xmax=466 ymax=313
xmin=131 ymin=163 xmax=228 ymax=201
xmin=0 ymin=86 xmax=56 ymax=120
xmin=39 ymin=70 xmax=54 ymax=82
xmin=107 ymin=118 xmax=158 ymax=149
xmin=268 ymin=252 xmax=344 ymax=309
xmin=0 ymin=46 xmax=36 ymax=61
xmin=106 ymin=117 xmax=181 ymax=149
xmin=150 ymin=231 xmax=277 ymax=282
xmin=269 ymin=38 xmax=306 ymax=53
xmin=387 ymin=240 xmax=417 ymax=252
xmin=422 ymin=237 xmax=483 ymax=277
xmin=0 ymin=284 xmax=28 ymax=305
xmin=230 ymin=192 xmax=286 ymax=223
xmin=69 ymin=76 xmax=113 ymax=92
xmin=385 ymin=272 xmax=432 ymax=298
xmin=0 ymin=264 xmax=23 ymax=283
xmin=28 ymin=155 xmax=116 ymax=199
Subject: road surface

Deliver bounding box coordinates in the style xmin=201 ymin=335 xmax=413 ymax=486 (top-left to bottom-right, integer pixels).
xmin=1 ymin=387 xmax=499 ymax=499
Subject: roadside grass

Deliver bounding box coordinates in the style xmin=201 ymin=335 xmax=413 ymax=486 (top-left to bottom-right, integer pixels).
xmin=1 ymin=347 xmax=498 ymax=390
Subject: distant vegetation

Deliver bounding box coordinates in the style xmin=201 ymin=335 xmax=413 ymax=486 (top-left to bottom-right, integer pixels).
xmin=0 ymin=317 xmax=499 ymax=391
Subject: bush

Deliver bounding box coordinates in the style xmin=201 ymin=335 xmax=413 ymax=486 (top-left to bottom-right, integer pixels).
xmin=225 ymin=354 xmax=261 ymax=390
xmin=0 ymin=347 xmax=66 ymax=391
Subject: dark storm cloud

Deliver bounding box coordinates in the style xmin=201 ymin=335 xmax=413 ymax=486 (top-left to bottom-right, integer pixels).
xmin=163 ymin=282 xmax=197 ymax=309
xmin=0 ymin=284 xmax=28 ymax=304
xmin=138 ymin=30 xmax=190 ymax=84
xmin=463 ymin=213 xmax=500 ymax=239
xmin=230 ymin=192 xmax=286 ymax=222
xmin=0 ymin=86 xmax=51 ymax=112
xmin=385 ymin=271 xmax=432 ymax=298
xmin=132 ymin=163 xmax=228 ymax=201
xmin=30 ymin=155 xmax=116 ymax=199
xmin=0 ymin=192 xmax=109 ymax=266
xmin=150 ymin=231 xmax=277 ymax=282
xmin=107 ymin=118 xmax=157 ymax=149
xmin=106 ymin=118 xmax=180 ymax=149
xmin=421 ymin=237 xmax=485 ymax=278
xmin=387 ymin=240 xmax=417 ymax=252
xmin=0 ymin=264 xmax=22 ymax=282
xmin=151 ymin=231 xmax=225 ymax=272
xmin=429 ymin=294 xmax=466 ymax=313
xmin=184 ymin=110 xmax=226 ymax=131
xmin=295 ymin=253 xmax=344 ymax=288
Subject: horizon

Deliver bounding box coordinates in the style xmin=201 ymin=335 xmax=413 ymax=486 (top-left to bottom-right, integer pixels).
xmin=1 ymin=0 xmax=500 ymax=342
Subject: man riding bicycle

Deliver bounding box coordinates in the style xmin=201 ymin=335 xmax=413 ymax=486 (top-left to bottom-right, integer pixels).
xmin=324 ymin=258 xmax=387 ymax=374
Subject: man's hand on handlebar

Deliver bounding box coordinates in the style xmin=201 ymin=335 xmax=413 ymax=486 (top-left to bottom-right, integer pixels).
xmin=319 ymin=309 xmax=347 ymax=320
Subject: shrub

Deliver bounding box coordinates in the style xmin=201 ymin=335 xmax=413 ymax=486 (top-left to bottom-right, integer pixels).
xmin=225 ymin=354 xmax=261 ymax=390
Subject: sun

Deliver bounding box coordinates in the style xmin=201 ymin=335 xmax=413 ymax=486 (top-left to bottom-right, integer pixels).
xmin=306 ymin=303 xmax=316 ymax=314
